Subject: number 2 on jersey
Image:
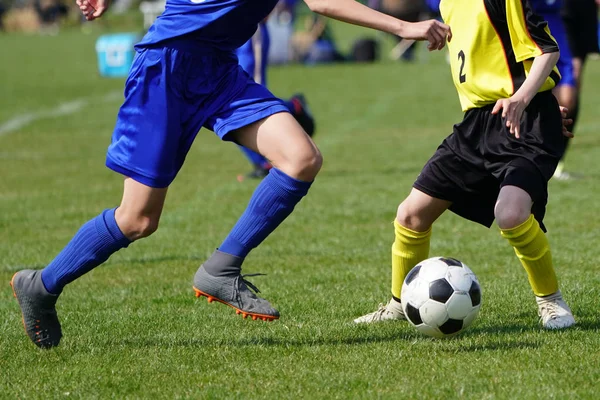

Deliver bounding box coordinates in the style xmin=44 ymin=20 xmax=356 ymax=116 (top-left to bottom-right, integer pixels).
xmin=458 ymin=50 xmax=466 ymax=83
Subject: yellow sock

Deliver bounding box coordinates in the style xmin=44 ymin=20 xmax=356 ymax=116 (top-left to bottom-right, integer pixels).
xmin=500 ymin=215 xmax=558 ymax=297
xmin=391 ymin=220 xmax=431 ymax=299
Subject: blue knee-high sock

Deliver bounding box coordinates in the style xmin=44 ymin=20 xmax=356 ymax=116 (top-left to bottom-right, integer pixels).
xmin=219 ymin=168 xmax=312 ymax=258
xmin=239 ymin=145 xmax=269 ymax=168
xmin=41 ymin=208 xmax=131 ymax=294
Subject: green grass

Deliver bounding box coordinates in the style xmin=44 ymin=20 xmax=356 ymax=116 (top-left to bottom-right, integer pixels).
xmin=2 ymin=29 xmax=600 ymax=399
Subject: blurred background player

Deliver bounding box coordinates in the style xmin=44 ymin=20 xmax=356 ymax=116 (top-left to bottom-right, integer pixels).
xmin=236 ymin=20 xmax=316 ymax=181
xmin=355 ymin=0 xmax=576 ymax=329
xmin=10 ymin=0 xmax=452 ymax=349
xmin=368 ymin=0 xmax=425 ymax=61
xmin=554 ymin=0 xmax=600 ymax=179
xmin=529 ymin=1 xmax=575 ymax=180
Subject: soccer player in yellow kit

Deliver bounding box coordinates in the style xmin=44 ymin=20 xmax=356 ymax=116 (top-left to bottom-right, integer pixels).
xmin=355 ymin=0 xmax=576 ymax=329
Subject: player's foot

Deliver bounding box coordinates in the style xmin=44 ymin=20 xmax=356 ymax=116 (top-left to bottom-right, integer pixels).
xmin=237 ymin=164 xmax=272 ymax=182
xmin=290 ymin=93 xmax=316 ymax=137
xmin=553 ymin=169 xmax=574 ymax=181
xmin=553 ymin=162 xmax=579 ymax=181
xmin=536 ymin=290 xmax=576 ymax=330
xmin=353 ymin=297 xmax=406 ymax=324
xmin=193 ymin=265 xmax=279 ymax=321
xmin=10 ymin=270 xmax=62 ymax=348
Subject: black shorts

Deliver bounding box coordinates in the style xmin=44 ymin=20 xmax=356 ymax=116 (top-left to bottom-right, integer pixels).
xmin=562 ymin=0 xmax=600 ymax=59
xmin=414 ymin=91 xmax=565 ymax=231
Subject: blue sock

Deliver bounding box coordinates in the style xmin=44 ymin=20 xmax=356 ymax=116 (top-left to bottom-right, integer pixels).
xmin=239 ymin=145 xmax=268 ymax=168
xmin=41 ymin=208 xmax=131 ymax=294
xmin=219 ymin=168 xmax=312 ymax=258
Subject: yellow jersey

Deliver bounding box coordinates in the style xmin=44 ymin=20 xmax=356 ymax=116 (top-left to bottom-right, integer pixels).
xmin=440 ymin=0 xmax=561 ymax=111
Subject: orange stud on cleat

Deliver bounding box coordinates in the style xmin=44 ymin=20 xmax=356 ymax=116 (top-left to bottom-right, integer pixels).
xmin=193 ymin=286 xmax=279 ymax=322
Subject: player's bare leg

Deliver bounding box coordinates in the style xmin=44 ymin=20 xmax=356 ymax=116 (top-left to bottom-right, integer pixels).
xmin=11 ymin=178 xmax=167 ymax=348
xmin=354 ymin=189 xmax=451 ymax=324
xmin=116 ymin=178 xmax=168 ymax=240
xmin=496 ymin=185 xmax=575 ymax=329
xmin=552 ymin=84 xmax=578 ymax=180
xmin=194 ymin=112 xmax=322 ymax=321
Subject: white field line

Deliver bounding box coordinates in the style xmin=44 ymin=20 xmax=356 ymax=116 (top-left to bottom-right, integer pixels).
xmin=0 ymin=91 xmax=122 ymax=137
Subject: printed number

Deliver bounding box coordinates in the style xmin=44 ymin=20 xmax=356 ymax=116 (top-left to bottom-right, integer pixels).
xmin=458 ymin=50 xmax=466 ymax=83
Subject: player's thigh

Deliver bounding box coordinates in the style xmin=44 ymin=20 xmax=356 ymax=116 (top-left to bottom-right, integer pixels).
xmin=230 ymin=112 xmax=322 ymax=181
xmin=552 ymin=85 xmax=577 ymax=112
xmin=206 ymin=68 xmax=321 ymax=181
xmin=107 ymin=47 xmax=207 ymax=189
xmin=396 ymin=188 xmax=451 ymax=231
xmin=116 ymin=177 xmax=168 ymax=240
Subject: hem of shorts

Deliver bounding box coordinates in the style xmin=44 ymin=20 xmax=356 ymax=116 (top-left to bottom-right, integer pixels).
xmin=214 ymin=104 xmax=290 ymax=141
xmin=412 ymin=182 xmax=455 ymax=203
xmin=556 ymin=80 xmax=577 ymax=88
xmin=106 ymin=156 xmax=172 ymax=188
xmin=412 ymin=182 xmax=495 ymax=229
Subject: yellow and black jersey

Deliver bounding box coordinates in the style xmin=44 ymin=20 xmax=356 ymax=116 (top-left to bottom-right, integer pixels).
xmin=440 ymin=0 xmax=561 ymax=111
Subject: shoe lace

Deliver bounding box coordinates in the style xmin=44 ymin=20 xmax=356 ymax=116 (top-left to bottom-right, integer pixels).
xmin=364 ymin=303 xmax=388 ymax=322
xmin=240 ymin=273 xmax=266 ymax=294
xmin=537 ymin=297 xmax=562 ymax=322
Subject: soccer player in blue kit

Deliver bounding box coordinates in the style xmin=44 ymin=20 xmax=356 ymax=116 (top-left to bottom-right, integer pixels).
xmin=10 ymin=0 xmax=452 ymax=348
xmin=236 ymin=21 xmax=316 ymax=180
xmin=529 ymin=0 xmax=577 ymax=180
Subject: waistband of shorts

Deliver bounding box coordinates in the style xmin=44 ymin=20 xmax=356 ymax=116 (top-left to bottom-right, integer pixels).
xmin=135 ymin=37 xmax=236 ymax=60
xmin=467 ymin=90 xmax=554 ymax=115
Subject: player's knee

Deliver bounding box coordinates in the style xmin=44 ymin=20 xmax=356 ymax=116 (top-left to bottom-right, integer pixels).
xmin=494 ymin=204 xmax=530 ymax=230
xmin=116 ymin=213 xmax=160 ymax=241
xmin=396 ymin=202 xmax=429 ymax=232
xmin=286 ymin=147 xmax=323 ymax=181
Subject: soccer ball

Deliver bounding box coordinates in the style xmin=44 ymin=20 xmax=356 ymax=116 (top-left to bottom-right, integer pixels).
xmin=401 ymin=257 xmax=481 ymax=338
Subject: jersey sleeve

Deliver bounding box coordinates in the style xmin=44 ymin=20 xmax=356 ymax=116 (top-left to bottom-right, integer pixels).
xmin=506 ymin=0 xmax=559 ymax=63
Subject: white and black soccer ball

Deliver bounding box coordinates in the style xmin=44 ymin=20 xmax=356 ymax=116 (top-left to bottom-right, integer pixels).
xmin=401 ymin=257 xmax=481 ymax=338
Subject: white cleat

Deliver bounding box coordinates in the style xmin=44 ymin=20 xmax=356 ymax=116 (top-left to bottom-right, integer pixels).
xmin=353 ymin=297 xmax=406 ymax=324
xmin=536 ymin=290 xmax=576 ymax=330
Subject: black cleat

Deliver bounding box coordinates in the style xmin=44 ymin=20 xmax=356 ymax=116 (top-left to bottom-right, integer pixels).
xmin=290 ymin=93 xmax=316 ymax=137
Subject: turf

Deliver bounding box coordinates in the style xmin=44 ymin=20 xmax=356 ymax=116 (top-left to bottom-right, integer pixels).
xmin=2 ymin=26 xmax=600 ymax=399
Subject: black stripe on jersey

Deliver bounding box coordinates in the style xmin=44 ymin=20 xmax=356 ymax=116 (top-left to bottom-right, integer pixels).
xmin=549 ymin=70 xmax=561 ymax=86
xmin=520 ymin=0 xmax=560 ymax=53
xmin=483 ymin=0 xmax=527 ymax=92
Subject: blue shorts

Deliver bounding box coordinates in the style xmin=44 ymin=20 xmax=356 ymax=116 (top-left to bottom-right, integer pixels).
xmin=106 ymin=44 xmax=288 ymax=188
xmin=543 ymin=12 xmax=575 ymax=87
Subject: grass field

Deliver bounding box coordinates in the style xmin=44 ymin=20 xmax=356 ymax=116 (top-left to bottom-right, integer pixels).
xmin=2 ymin=24 xmax=600 ymax=399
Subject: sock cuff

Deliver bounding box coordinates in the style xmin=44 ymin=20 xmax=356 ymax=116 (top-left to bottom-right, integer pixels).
xmin=268 ymin=168 xmax=312 ymax=197
xmin=100 ymin=208 xmax=131 ymax=247
xmin=394 ymin=220 xmax=432 ymax=242
xmin=500 ymin=214 xmax=536 ymax=240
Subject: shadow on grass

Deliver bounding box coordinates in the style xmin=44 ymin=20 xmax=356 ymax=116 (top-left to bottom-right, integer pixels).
xmin=103 ymin=313 xmax=600 ymax=350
